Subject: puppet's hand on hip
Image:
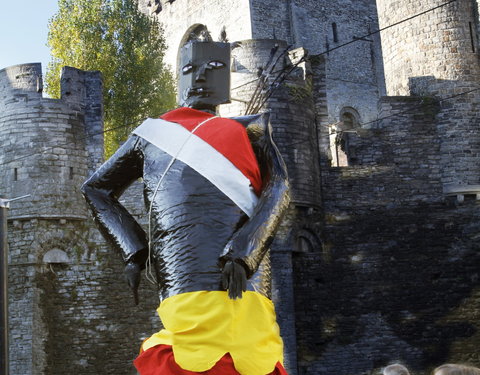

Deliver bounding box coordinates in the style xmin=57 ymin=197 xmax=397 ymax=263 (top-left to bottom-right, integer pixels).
xmin=221 ymin=260 xmax=247 ymax=300
xmin=125 ymin=261 xmax=142 ymax=305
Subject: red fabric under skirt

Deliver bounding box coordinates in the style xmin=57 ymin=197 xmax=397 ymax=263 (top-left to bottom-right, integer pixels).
xmin=134 ymin=344 xmax=289 ymax=375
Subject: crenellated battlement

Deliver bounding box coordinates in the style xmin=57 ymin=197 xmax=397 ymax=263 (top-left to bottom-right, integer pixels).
xmin=0 ymin=63 xmax=102 ymax=110
xmin=0 ymin=63 xmax=104 ymax=219
xmin=0 ymin=63 xmax=43 ymax=95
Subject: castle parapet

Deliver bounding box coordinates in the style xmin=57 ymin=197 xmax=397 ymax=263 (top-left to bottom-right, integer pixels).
xmin=0 ymin=63 xmax=104 ymax=219
xmin=0 ymin=63 xmax=43 ymax=96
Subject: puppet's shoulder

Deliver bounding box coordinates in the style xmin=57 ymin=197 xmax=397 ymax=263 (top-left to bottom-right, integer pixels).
xmin=230 ymin=112 xmax=269 ymax=130
xmin=230 ymin=112 xmax=271 ymax=142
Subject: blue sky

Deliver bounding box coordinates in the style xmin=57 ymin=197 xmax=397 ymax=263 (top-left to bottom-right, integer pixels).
xmin=0 ymin=1 xmax=59 ymax=75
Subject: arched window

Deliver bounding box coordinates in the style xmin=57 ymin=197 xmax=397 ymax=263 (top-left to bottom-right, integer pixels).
xmin=295 ymin=229 xmax=321 ymax=254
xmin=298 ymin=236 xmax=314 ymax=253
xmin=43 ymin=249 xmax=70 ymax=265
xmin=341 ymin=111 xmax=356 ymax=130
xmin=330 ymin=107 xmax=360 ymax=167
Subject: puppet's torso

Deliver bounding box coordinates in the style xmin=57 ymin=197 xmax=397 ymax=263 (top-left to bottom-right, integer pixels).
xmin=135 ymin=108 xmax=269 ymax=300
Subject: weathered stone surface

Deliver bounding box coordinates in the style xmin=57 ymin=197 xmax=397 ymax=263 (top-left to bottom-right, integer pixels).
xmin=1 ymin=64 xmax=159 ymax=375
xmin=141 ymin=0 xmax=383 ymax=128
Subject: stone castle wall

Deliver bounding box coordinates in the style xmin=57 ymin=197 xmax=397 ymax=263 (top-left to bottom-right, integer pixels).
xmin=290 ymin=3 xmax=480 ymax=367
xmin=0 ymin=64 xmax=90 ymax=219
xmin=377 ymin=0 xmax=480 ymax=190
xmin=142 ymin=0 xmax=253 ymax=71
xmin=377 ymin=0 xmax=480 ymax=97
xmin=248 ymin=0 xmax=385 ymax=124
xmin=0 ymin=64 xmax=160 ymax=374
xmin=143 ymin=0 xmax=384 ymax=126
xmin=294 ymin=91 xmax=480 ymax=374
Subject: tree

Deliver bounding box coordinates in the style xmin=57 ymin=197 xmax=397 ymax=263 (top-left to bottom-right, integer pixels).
xmin=46 ymin=0 xmax=176 ymax=156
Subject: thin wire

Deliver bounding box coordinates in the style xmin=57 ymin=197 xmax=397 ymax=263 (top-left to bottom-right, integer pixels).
xmin=244 ymin=44 xmax=280 ymax=114
xmin=0 ymin=109 xmax=178 ymax=167
xmin=318 ymin=0 xmax=457 ymax=57
xmin=144 ymin=115 xmax=218 ymax=284
xmin=1 ymin=1 xmax=458 ymax=166
xmin=245 ymin=45 xmax=292 ymax=115
xmin=281 ymin=87 xmax=480 ymax=149
xmin=230 ymin=0 xmax=457 ymax=92
xmin=249 ymin=54 xmax=307 ymax=114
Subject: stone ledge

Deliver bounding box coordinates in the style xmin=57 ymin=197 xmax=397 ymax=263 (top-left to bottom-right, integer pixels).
xmin=443 ymin=184 xmax=480 ymax=202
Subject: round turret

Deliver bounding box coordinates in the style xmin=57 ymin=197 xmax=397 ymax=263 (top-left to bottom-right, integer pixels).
xmin=377 ymin=0 xmax=480 ymax=97
xmin=0 ymin=63 xmax=42 ymax=94
xmin=0 ymin=63 xmax=90 ymax=219
xmin=377 ymin=0 xmax=480 ymax=187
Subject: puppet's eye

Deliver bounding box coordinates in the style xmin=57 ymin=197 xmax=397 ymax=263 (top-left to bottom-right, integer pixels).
xmin=182 ymin=64 xmax=193 ymax=74
xmin=208 ymin=61 xmax=225 ymax=68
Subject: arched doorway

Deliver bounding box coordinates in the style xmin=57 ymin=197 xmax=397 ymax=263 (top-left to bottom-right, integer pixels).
xmin=330 ymin=107 xmax=361 ymax=166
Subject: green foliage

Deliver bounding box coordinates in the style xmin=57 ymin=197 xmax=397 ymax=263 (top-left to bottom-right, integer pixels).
xmin=46 ymin=0 xmax=176 ymax=156
xmin=285 ymin=80 xmax=313 ymax=103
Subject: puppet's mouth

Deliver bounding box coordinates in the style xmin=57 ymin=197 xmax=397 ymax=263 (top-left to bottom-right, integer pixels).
xmin=187 ymin=87 xmax=209 ymax=97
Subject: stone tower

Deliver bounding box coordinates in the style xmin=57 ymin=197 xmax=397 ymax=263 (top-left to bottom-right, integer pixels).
xmin=143 ymin=0 xmax=384 ymax=124
xmin=1 ymin=64 xmax=160 ymax=374
xmin=0 ymin=63 xmax=101 ymax=374
xmin=0 ymin=64 xmax=103 ymax=216
xmin=376 ymin=0 xmax=480 ymax=189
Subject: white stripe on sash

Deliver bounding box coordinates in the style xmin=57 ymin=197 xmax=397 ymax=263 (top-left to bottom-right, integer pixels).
xmin=133 ymin=118 xmax=258 ymax=217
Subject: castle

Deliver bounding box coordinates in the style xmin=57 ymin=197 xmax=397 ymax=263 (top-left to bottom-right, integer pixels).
xmin=1 ymin=0 xmax=480 ymax=374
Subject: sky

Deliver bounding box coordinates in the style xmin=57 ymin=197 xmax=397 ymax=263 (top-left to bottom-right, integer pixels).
xmin=0 ymin=1 xmax=59 ymax=75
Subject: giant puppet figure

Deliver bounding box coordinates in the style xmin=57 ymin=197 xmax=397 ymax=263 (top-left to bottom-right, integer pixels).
xmin=82 ymin=40 xmax=290 ymax=375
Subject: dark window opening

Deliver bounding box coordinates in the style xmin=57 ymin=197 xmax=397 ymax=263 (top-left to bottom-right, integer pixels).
xmin=147 ymin=0 xmax=162 ymax=14
xmin=332 ymin=23 xmax=338 ymax=43
xmin=331 ymin=108 xmax=360 ymax=167
xmin=69 ymin=167 xmax=74 ymax=180
xmin=341 ymin=112 xmax=356 ymax=130
xmin=14 ymin=168 xmax=18 ymax=181
xmin=469 ymin=22 xmax=476 ymax=53
xmin=464 ymin=193 xmax=477 ymax=202
xmin=298 ymin=236 xmax=314 ymax=253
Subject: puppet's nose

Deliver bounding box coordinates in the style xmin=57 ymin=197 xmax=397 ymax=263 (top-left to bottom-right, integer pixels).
xmin=195 ymin=65 xmax=207 ymax=82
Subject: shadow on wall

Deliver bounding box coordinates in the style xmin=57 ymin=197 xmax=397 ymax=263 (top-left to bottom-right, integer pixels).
xmin=293 ymin=203 xmax=480 ymax=375
xmin=293 ymin=73 xmax=480 ymax=375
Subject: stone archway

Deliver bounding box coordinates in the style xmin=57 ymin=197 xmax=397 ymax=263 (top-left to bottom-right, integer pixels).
xmin=330 ymin=106 xmax=361 ymax=166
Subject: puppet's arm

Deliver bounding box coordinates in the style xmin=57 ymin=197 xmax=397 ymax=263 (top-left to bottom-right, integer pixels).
xmin=220 ymin=114 xmax=290 ymax=297
xmin=81 ymin=136 xmax=148 ymax=303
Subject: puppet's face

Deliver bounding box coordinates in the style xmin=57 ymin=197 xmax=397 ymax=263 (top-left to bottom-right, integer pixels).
xmin=178 ymin=42 xmax=230 ymax=110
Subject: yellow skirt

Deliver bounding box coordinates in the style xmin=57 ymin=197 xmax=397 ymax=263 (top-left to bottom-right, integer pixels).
xmin=142 ymin=291 xmax=284 ymax=375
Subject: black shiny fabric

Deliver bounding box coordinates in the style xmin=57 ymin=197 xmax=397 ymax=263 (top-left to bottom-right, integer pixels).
xmin=81 ymin=112 xmax=290 ymax=300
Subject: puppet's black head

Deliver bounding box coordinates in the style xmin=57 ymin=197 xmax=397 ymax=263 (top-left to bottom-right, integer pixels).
xmin=178 ymin=41 xmax=231 ymax=111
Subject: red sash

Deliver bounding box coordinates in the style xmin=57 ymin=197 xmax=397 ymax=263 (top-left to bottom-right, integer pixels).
xmin=134 ymin=345 xmax=288 ymax=375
